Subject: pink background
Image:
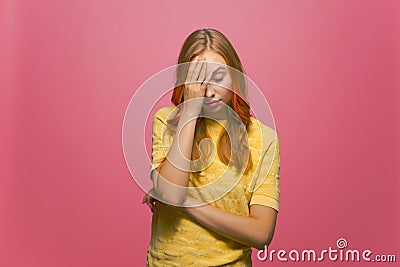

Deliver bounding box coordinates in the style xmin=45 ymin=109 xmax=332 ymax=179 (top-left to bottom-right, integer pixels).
xmin=1 ymin=0 xmax=399 ymax=266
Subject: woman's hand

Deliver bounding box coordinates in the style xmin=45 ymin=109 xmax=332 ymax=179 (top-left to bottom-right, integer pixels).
xmin=182 ymin=56 xmax=212 ymax=117
xmin=142 ymin=188 xmax=199 ymax=213
xmin=141 ymin=188 xmax=159 ymax=213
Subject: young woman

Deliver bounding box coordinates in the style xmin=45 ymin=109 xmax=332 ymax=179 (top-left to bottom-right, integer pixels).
xmin=142 ymin=28 xmax=280 ymax=267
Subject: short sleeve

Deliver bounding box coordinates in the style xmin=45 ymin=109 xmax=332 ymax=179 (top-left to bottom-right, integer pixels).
xmin=149 ymin=108 xmax=173 ymax=182
xmin=249 ymin=135 xmax=280 ymax=212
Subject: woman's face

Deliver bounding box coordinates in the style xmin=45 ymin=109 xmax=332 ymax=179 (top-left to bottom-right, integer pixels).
xmin=190 ymin=50 xmax=233 ymax=118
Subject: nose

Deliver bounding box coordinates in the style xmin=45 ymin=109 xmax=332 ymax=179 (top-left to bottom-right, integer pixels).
xmin=204 ymin=84 xmax=215 ymax=98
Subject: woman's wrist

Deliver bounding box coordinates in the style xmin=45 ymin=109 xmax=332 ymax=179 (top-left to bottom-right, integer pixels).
xmin=181 ymin=105 xmax=202 ymax=120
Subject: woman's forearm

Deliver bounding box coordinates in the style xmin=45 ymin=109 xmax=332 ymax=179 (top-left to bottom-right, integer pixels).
xmin=153 ymin=111 xmax=197 ymax=205
xmin=178 ymin=197 xmax=277 ymax=250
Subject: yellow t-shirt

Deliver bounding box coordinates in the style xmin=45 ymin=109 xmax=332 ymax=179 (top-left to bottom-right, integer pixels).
xmin=146 ymin=106 xmax=280 ymax=267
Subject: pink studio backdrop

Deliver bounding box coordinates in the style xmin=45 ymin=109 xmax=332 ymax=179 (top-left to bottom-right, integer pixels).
xmin=1 ymin=0 xmax=399 ymax=266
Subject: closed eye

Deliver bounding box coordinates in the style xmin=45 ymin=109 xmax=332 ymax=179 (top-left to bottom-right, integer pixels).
xmin=213 ymin=76 xmax=224 ymax=82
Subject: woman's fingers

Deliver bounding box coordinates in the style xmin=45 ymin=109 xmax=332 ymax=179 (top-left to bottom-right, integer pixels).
xmin=142 ymin=193 xmax=158 ymax=213
xmin=187 ymin=56 xmax=206 ymax=83
xmin=186 ymin=56 xmax=200 ymax=83
xmin=202 ymin=68 xmax=213 ymax=86
xmin=190 ymin=56 xmax=203 ymax=82
xmin=197 ymin=57 xmax=207 ymax=82
xmin=146 ymin=201 xmax=156 ymax=213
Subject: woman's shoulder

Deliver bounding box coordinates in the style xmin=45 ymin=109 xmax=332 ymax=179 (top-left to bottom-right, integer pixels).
xmin=153 ymin=106 xmax=179 ymax=122
xmin=248 ymin=116 xmax=278 ymax=150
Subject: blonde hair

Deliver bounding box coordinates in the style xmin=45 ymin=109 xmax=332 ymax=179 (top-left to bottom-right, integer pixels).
xmin=168 ymin=28 xmax=253 ymax=175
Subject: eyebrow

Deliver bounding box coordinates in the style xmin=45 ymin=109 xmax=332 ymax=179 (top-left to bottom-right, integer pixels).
xmin=212 ymin=67 xmax=227 ymax=74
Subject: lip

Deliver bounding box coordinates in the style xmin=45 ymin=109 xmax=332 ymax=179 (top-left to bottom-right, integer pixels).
xmin=204 ymin=99 xmax=221 ymax=107
xmin=204 ymin=99 xmax=220 ymax=105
